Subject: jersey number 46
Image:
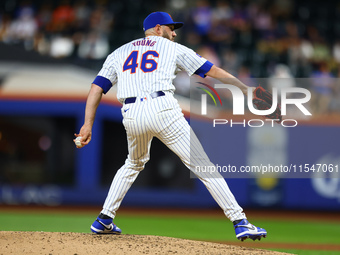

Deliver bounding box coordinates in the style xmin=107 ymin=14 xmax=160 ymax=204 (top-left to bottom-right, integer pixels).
xmin=123 ymin=50 xmax=159 ymax=73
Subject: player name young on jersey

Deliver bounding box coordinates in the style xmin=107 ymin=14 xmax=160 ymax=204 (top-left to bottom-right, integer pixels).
xmin=132 ymin=39 xmax=156 ymax=47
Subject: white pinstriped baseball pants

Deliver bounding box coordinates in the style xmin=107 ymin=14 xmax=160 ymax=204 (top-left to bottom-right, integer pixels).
xmin=101 ymin=92 xmax=246 ymax=222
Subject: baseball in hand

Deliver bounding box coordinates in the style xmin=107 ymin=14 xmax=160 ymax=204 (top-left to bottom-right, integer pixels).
xmin=75 ymin=137 xmax=84 ymax=148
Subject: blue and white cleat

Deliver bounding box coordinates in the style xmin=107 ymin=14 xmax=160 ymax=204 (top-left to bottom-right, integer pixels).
xmin=234 ymin=219 xmax=267 ymax=241
xmin=90 ymin=217 xmax=122 ymax=234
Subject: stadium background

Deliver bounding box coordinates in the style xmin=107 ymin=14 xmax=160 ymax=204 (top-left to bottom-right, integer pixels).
xmin=0 ymin=0 xmax=340 ymax=254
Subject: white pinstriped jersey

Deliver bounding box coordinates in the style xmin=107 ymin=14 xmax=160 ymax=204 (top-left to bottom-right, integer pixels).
xmin=94 ymin=34 xmax=246 ymax=224
xmin=96 ymin=36 xmax=208 ymax=102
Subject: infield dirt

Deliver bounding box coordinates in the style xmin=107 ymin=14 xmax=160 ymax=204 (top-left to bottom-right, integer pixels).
xmin=0 ymin=231 xmax=293 ymax=255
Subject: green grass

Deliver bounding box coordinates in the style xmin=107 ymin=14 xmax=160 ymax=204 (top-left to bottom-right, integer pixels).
xmin=259 ymin=220 xmax=340 ymax=244
xmin=119 ymin=217 xmax=340 ymax=244
xmin=0 ymin=211 xmax=339 ymax=255
xmin=0 ymin=212 xmax=92 ymax=233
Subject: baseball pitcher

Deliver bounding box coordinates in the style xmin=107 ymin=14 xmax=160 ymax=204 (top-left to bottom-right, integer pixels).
xmin=75 ymin=12 xmax=276 ymax=241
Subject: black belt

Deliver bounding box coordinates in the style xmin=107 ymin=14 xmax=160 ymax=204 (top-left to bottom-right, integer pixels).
xmin=124 ymin=91 xmax=165 ymax=104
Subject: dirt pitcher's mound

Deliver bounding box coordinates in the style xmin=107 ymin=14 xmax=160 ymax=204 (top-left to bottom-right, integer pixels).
xmin=0 ymin=231 xmax=292 ymax=255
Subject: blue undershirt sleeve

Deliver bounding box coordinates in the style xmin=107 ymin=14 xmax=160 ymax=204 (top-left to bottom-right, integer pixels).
xmin=194 ymin=61 xmax=214 ymax=78
xmin=92 ymin=76 xmax=112 ymax=94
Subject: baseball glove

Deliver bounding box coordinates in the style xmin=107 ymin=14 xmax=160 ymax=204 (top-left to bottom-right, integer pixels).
xmin=253 ymin=85 xmax=282 ymax=122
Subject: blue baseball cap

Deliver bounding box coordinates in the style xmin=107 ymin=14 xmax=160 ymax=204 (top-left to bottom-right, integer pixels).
xmin=143 ymin=12 xmax=184 ymax=31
